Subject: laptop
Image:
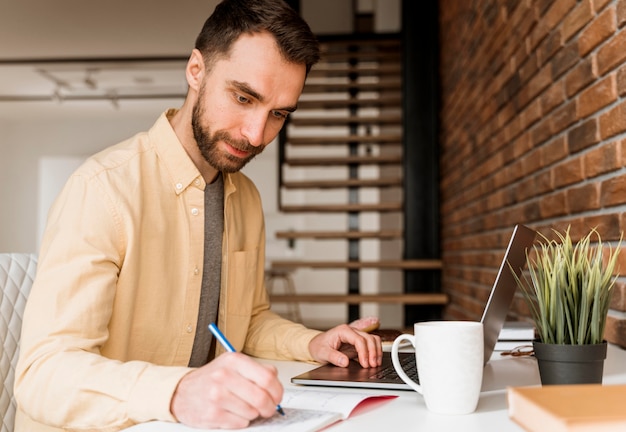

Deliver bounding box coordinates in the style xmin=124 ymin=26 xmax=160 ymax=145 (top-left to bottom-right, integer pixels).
xmin=291 ymin=224 xmax=537 ymax=390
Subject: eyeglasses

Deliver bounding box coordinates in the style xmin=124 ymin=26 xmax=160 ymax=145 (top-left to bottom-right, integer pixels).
xmin=500 ymin=345 xmax=534 ymax=357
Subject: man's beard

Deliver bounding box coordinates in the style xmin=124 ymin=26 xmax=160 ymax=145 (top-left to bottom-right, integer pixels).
xmin=191 ymin=96 xmax=264 ymax=173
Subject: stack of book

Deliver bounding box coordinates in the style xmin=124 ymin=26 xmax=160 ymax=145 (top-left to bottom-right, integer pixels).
xmin=495 ymin=321 xmax=535 ymax=352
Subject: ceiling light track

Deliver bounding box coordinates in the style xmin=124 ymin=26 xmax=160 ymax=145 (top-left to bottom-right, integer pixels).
xmin=0 ymin=93 xmax=185 ymax=102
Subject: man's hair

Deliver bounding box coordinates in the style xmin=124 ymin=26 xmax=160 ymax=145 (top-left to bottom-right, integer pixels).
xmin=195 ymin=0 xmax=320 ymax=74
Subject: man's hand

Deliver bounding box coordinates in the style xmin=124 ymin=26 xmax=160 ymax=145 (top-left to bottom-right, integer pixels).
xmin=170 ymin=352 xmax=283 ymax=429
xmin=308 ymin=323 xmax=382 ymax=368
xmin=349 ymin=316 xmax=380 ymax=333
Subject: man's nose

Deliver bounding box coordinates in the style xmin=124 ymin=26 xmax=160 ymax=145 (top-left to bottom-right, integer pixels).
xmin=241 ymin=112 xmax=267 ymax=147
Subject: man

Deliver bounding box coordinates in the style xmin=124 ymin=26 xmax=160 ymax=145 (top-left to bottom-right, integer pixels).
xmin=14 ymin=1 xmax=382 ymax=431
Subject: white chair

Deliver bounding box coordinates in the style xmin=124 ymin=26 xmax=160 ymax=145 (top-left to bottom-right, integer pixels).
xmin=0 ymin=253 xmax=37 ymax=432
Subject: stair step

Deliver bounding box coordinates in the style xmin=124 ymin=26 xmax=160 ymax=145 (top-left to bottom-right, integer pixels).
xmin=319 ymin=36 xmax=401 ymax=49
xmin=297 ymin=94 xmax=401 ymax=109
xmin=275 ymin=229 xmax=403 ymax=240
xmin=271 ymin=259 xmax=442 ymax=270
xmin=319 ymin=51 xmax=401 ymax=63
xmin=309 ymin=63 xmax=402 ymax=78
xmin=288 ymin=134 xmax=402 ymax=145
xmin=270 ymin=293 xmax=448 ymax=305
xmin=302 ymin=81 xmax=401 ymax=93
xmin=281 ymin=177 xmax=403 ymax=189
xmin=289 ymin=114 xmax=402 ymax=127
xmin=279 ymin=202 xmax=402 ymax=213
xmin=284 ymin=154 xmax=401 ymax=166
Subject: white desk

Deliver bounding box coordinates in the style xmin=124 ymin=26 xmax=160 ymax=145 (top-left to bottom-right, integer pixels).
xmin=126 ymin=344 xmax=626 ymax=432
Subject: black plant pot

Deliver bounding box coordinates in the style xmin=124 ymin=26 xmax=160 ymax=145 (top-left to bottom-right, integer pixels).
xmin=533 ymin=341 xmax=607 ymax=385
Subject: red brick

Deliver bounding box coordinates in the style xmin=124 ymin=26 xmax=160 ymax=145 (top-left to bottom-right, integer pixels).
xmin=519 ymin=65 xmax=553 ymax=108
xmin=567 ymin=183 xmax=601 ymax=212
xmin=568 ymin=117 xmax=599 ymax=152
xmin=617 ymin=63 xmax=626 ymax=95
xmin=541 ymin=80 xmax=566 ymax=114
xmin=611 ymin=282 xmax=626 ymax=312
xmin=578 ymin=75 xmax=617 ymax=118
xmin=535 ymin=170 xmax=555 ymax=195
xmin=541 ymin=136 xmax=569 ymax=166
xmin=618 ymin=0 xmax=626 ymax=27
xmin=584 ymin=141 xmax=621 ymax=178
xmin=579 ymin=6 xmax=616 ymax=56
xmin=538 ymin=29 xmax=563 ymax=66
xmin=539 ymin=191 xmax=569 ymax=218
xmin=565 ymin=57 xmax=596 ymax=97
xmin=536 ymin=0 xmax=556 ymax=17
xmin=597 ymin=28 xmax=626 ymax=75
xmin=601 ymin=173 xmax=626 ymax=206
xmin=599 ymin=100 xmax=626 ymax=139
xmin=551 ymin=100 xmax=577 ymax=133
xmin=551 ymin=40 xmax=580 ymax=79
xmin=518 ymin=51 xmax=540 ymax=86
xmin=581 ymin=213 xmax=623 ymax=239
xmin=605 ymin=315 xmax=626 ymax=348
xmin=532 ymin=117 xmax=554 ymax=145
xmin=544 ymin=0 xmax=578 ymax=31
xmin=563 ymin=0 xmax=593 ymax=42
xmin=511 ymin=131 xmax=533 ymax=159
xmin=521 ymin=201 xmax=542 ymax=221
xmin=520 ymin=98 xmax=543 ymax=129
xmin=553 ymin=157 xmax=585 ymax=188
xmin=594 ymin=0 xmax=613 ymax=13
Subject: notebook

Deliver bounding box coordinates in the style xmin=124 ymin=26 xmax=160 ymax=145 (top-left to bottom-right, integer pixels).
xmin=291 ymin=224 xmax=537 ymax=390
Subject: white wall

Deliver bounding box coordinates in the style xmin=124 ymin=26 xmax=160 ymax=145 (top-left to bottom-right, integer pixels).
xmin=0 ymin=0 xmax=217 ymax=59
xmin=0 ymin=101 xmax=177 ymax=252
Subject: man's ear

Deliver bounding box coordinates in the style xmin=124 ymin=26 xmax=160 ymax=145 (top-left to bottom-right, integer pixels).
xmin=186 ymin=49 xmax=205 ymax=91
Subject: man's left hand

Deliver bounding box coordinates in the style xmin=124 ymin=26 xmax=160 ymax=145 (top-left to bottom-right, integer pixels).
xmin=308 ymin=324 xmax=382 ymax=368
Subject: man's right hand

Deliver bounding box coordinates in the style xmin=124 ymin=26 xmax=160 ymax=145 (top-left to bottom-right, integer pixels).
xmin=170 ymin=352 xmax=284 ymax=429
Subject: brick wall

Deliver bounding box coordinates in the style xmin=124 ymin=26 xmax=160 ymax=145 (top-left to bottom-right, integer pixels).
xmin=438 ymin=0 xmax=626 ymax=348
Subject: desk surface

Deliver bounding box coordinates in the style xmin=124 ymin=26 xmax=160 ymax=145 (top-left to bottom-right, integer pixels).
xmin=126 ymin=344 xmax=626 ymax=432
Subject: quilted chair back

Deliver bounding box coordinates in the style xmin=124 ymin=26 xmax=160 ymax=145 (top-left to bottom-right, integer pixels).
xmin=0 ymin=253 xmax=37 ymax=432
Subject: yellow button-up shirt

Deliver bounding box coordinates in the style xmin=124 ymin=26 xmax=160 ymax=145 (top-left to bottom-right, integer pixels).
xmin=15 ymin=110 xmax=320 ymax=432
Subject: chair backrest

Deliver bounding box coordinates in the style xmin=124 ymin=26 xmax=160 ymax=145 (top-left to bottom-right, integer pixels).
xmin=0 ymin=253 xmax=37 ymax=432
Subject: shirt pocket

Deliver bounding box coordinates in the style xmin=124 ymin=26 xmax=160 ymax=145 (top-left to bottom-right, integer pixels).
xmin=225 ymin=248 xmax=259 ymax=317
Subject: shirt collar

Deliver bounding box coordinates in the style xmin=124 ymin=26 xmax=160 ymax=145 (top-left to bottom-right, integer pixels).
xmin=149 ymin=109 xmax=205 ymax=195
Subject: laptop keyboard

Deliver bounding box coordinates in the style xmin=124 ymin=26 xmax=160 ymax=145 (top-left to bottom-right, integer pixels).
xmin=369 ymin=354 xmax=419 ymax=382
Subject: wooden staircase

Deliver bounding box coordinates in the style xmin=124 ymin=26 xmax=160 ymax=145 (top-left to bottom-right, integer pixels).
xmin=270 ymin=34 xmax=447 ymax=324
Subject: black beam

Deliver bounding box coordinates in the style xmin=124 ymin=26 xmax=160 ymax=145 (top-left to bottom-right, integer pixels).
xmin=402 ymin=0 xmax=442 ymax=325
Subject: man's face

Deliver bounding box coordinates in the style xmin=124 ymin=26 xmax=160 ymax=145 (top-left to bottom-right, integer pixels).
xmin=191 ymin=32 xmax=306 ymax=173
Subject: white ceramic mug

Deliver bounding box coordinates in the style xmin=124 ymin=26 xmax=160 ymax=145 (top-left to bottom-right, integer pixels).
xmin=391 ymin=321 xmax=484 ymax=415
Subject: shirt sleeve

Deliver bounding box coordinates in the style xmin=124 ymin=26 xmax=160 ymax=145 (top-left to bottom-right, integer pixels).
xmin=14 ymin=172 xmax=190 ymax=431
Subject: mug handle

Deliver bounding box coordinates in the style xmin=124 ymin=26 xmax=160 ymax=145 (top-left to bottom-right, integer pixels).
xmin=391 ymin=334 xmax=422 ymax=394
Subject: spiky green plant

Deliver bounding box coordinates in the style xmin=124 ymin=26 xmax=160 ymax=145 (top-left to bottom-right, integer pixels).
xmin=511 ymin=227 xmax=621 ymax=345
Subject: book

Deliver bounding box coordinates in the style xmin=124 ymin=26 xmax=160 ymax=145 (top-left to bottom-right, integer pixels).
xmin=507 ymin=384 xmax=626 ymax=431
xmin=125 ymin=389 xmax=396 ymax=432
xmin=498 ymin=321 xmax=535 ymax=341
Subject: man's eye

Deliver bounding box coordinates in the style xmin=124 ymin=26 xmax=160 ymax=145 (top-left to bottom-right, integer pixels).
xmin=236 ymin=94 xmax=250 ymax=104
xmin=272 ymin=110 xmax=288 ymax=120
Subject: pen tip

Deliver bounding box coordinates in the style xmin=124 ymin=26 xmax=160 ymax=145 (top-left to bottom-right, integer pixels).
xmin=277 ymin=405 xmax=285 ymax=416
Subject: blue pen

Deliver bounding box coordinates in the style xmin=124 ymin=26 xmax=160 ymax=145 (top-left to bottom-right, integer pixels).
xmin=208 ymin=322 xmax=285 ymax=416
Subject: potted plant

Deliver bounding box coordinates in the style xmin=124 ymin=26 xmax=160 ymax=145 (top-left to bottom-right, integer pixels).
xmin=511 ymin=226 xmax=621 ymax=385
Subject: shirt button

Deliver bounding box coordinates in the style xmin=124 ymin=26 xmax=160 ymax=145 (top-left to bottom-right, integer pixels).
xmin=191 ymin=208 xmax=199 ymax=216
xmin=194 ymin=267 xmax=199 ymax=275
xmin=186 ymin=324 xmax=193 ymax=333
xmin=194 ymin=179 xmax=201 ymax=186
xmin=175 ymin=183 xmax=183 ymax=190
